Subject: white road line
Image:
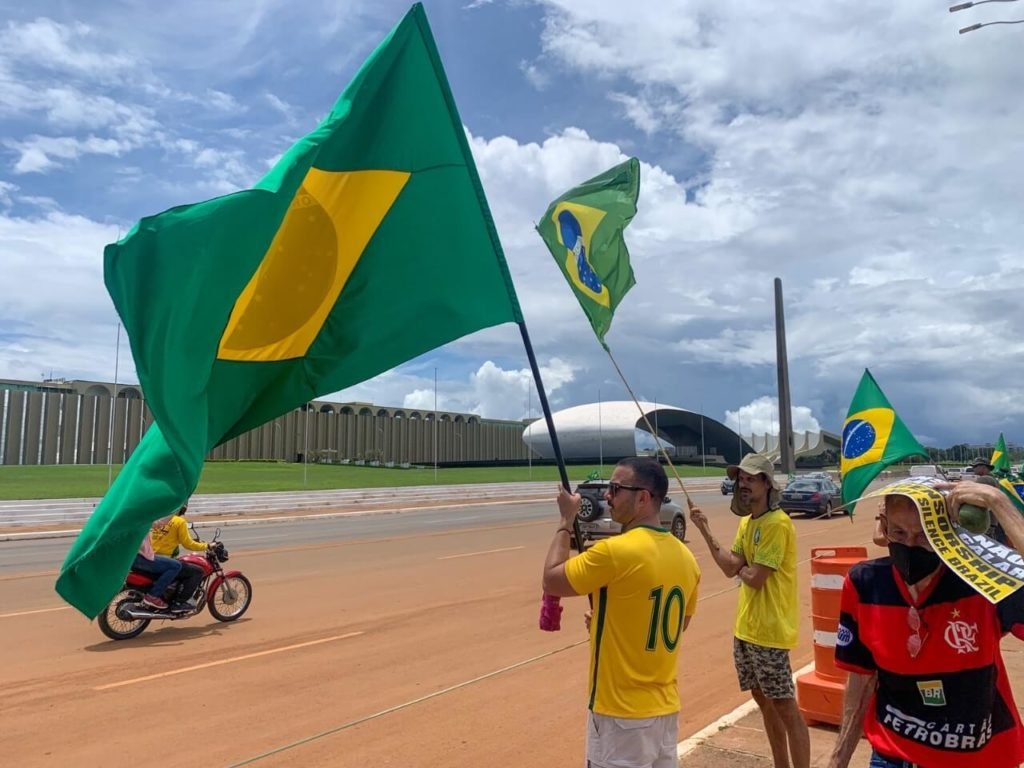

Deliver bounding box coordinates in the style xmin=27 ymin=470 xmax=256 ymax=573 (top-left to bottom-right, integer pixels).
xmin=437 ymin=546 xmax=525 ymax=560
xmin=0 ymin=606 xmax=71 ymax=619
xmin=95 ymin=632 xmax=364 ymax=691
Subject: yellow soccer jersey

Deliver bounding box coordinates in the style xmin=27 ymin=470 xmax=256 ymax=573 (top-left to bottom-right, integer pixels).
xmin=730 ymin=508 xmax=798 ymax=650
xmin=565 ymin=525 xmax=701 ymax=718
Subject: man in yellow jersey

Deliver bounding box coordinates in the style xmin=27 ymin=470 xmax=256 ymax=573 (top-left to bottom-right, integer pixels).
xmin=542 ymin=457 xmax=701 ymax=768
xmin=151 ymin=503 xmax=209 ymax=608
xmin=689 ymin=453 xmax=809 ymax=768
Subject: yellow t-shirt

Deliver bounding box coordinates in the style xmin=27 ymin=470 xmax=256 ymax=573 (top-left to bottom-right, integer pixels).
xmin=731 ymin=508 xmax=798 ymax=650
xmin=565 ymin=526 xmax=701 ymax=718
xmin=150 ymin=515 xmax=208 ymax=557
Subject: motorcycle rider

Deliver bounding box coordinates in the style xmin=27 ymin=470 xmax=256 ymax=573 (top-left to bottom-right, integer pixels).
xmin=132 ymin=530 xmax=182 ymax=610
xmin=151 ymin=503 xmax=209 ymax=609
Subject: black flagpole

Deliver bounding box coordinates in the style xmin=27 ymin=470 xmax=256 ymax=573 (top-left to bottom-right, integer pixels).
xmin=519 ymin=321 xmax=591 ymax=632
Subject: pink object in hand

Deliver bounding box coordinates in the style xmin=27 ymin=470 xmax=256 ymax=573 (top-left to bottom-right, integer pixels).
xmin=538 ymin=592 xmax=562 ymax=632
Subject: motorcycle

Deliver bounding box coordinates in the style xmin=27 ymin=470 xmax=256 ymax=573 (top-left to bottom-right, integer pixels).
xmin=97 ymin=527 xmax=253 ymax=641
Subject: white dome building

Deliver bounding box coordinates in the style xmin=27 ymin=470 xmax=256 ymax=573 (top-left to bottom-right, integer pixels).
xmin=522 ymin=401 xmax=752 ymax=464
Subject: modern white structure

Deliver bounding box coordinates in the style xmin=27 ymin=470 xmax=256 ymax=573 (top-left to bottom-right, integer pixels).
xmin=741 ymin=431 xmax=841 ymax=463
xmin=522 ymin=401 xmax=840 ymax=466
xmin=522 ymin=401 xmax=752 ymax=464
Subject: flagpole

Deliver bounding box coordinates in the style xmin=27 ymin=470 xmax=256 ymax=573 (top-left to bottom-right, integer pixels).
xmin=700 ymin=405 xmax=706 ymax=475
xmin=518 ymin=320 xmax=590 ymax=631
xmin=654 ymin=394 xmax=659 ymax=454
xmin=303 ymin=402 xmax=309 ymax=487
xmin=107 ymin=322 xmax=121 ymax=488
xmin=527 ymin=380 xmax=532 ymax=481
xmin=603 ymin=348 xmax=693 ymax=506
xmin=598 ymin=387 xmax=603 ymax=477
xmin=433 ymin=367 xmax=438 ymax=483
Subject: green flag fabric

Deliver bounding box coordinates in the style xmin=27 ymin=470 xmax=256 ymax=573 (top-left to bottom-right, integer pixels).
xmin=536 ymin=158 xmax=639 ymax=347
xmin=840 ymin=369 xmax=928 ymax=512
xmin=991 ymin=433 xmax=1011 ymax=477
xmin=56 ymin=3 xmax=523 ymax=618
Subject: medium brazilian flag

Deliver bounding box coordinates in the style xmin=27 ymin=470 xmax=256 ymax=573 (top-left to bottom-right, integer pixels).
xmin=536 ymin=158 xmax=639 ymax=348
xmin=56 ymin=3 xmax=523 ymax=618
xmin=991 ymin=433 xmax=1011 ymax=477
xmin=840 ymin=370 xmax=928 ymax=512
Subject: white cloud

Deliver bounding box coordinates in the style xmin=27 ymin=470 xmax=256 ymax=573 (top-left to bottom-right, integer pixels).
xmin=8 ymin=134 xmax=135 ymax=174
xmin=0 ymin=209 xmax=129 ymax=383
xmin=0 ymin=18 xmax=137 ymax=81
xmin=332 ymin=359 xmax=578 ymax=422
xmin=520 ymin=60 xmax=551 ymax=91
xmin=0 ymin=180 xmax=15 ymax=207
xmin=724 ymin=396 xmax=822 ymax=437
xmin=608 ymin=93 xmax=660 ymax=135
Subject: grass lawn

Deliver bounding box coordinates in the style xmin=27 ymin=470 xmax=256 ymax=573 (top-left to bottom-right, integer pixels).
xmin=0 ymin=461 xmax=725 ymax=500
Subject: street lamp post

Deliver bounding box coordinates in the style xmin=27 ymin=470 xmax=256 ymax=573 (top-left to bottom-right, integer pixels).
xmin=950 ymin=0 xmax=1023 ymax=34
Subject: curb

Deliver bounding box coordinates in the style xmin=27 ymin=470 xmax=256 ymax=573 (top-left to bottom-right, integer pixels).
xmin=676 ymin=661 xmax=816 ymax=759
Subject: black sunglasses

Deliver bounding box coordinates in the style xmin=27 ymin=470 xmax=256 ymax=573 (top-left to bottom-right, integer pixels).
xmin=608 ymin=481 xmax=651 ymax=496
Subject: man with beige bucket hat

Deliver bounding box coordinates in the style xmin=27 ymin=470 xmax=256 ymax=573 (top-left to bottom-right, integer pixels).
xmin=690 ymin=453 xmax=809 ymax=768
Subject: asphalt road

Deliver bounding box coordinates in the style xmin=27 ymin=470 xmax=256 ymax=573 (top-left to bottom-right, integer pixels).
xmin=0 ymin=488 xmax=729 ymax=573
xmin=1 ymin=488 xmax=877 ymax=768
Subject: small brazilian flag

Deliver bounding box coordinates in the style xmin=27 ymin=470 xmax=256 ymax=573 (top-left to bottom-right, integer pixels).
xmin=840 ymin=370 xmax=928 ymax=512
xmin=56 ymin=3 xmax=524 ymax=618
xmin=997 ymin=478 xmax=1024 ymax=514
xmin=991 ymin=433 xmax=1011 ymax=478
xmin=536 ymin=158 xmax=639 ymax=348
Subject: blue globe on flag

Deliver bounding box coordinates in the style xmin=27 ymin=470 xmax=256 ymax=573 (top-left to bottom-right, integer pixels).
xmin=843 ymin=419 xmax=876 ymax=460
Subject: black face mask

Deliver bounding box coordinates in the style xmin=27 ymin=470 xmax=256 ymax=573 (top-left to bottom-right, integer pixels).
xmin=888 ymin=542 xmax=942 ymax=585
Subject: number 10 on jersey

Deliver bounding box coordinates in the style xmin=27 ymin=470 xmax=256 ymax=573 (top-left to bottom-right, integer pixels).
xmin=646 ymin=585 xmax=684 ymax=651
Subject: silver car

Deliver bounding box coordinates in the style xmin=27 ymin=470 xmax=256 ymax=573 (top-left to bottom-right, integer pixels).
xmin=573 ymin=480 xmax=688 ymax=543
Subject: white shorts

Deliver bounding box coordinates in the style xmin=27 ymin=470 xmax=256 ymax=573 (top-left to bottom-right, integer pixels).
xmin=585 ymin=711 xmax=679 ymax=768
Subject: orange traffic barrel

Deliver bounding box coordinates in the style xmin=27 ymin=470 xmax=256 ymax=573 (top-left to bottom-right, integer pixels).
xmin=797 ymin=546 xmax=869 ymax=726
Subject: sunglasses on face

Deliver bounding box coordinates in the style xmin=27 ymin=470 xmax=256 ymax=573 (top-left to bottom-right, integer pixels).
xmin=907 ymin=605 xmax=929 ymax=658
xmin=607 ymin=481 xmax=650 ymax=497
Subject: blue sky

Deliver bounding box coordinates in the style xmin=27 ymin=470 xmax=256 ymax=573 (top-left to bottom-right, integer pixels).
xmin=2 ymin=0 xmax=1023 ymax=447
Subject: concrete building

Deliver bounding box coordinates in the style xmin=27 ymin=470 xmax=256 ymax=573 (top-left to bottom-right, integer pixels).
xmin=0 ymin=377 xmax=529 ymax=466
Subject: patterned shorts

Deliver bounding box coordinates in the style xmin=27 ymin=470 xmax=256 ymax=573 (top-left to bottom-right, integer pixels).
xmin=732 ymin=638 xmax=795 ymax=699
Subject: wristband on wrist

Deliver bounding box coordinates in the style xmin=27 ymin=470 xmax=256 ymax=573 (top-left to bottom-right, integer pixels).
xmin=556 ymin=526 xmax=573 ymax=535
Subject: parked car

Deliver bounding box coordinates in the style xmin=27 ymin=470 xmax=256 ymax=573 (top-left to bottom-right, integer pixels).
xmin=945 ymin=466 xmax=962 ymax=481
xmin=721 ymin=477 xmax=735 ymax=495
xmin=909 ymin=464 xmax=947 ymax=480
xmin=779 ymin=477 xmax=843 ymax=518
xmin=573 ymin=480 xmax=688 ymax=543
xmin=802 ymin=471 xmax=835 ymax=482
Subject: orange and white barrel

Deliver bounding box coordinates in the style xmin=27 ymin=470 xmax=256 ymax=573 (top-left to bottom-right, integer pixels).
xmin=797 ymin=546 xmax=869 ymax=726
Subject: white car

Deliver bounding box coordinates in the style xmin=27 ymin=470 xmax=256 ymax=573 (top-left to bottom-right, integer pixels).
xmin=909 ymin=464 xmax=947 ymax=479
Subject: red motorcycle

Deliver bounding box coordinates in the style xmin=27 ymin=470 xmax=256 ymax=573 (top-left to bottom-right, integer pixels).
xmin=97 ymin=528 xmax=253 ymax=640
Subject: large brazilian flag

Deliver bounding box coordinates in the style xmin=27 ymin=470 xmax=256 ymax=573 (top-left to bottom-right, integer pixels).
xmin=56 ymin=3 xmax=523 ymax=618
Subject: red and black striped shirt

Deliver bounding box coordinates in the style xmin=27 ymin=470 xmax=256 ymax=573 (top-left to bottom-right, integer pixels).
xmin=835 ymin=557 xmax=1024 ymax=768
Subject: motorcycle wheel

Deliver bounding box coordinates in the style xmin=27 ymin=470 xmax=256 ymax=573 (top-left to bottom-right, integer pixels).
xmin=97 ymin=591 xmax=151 ymax=640
xmin=208 ymin=575 xmax=253 ymax=622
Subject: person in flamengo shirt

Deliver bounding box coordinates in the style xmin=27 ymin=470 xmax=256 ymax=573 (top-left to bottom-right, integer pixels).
xmin=828 ymin=480 xmax=1024 ymax=768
